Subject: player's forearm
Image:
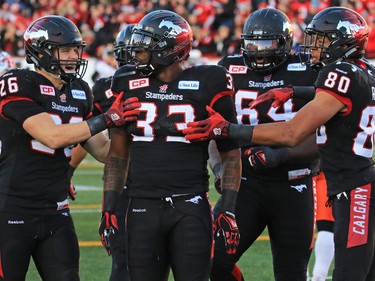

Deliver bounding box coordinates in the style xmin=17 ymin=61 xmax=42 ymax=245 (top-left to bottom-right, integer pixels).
xmin=23 ymin=113 xmax=93 ymax=149
xmin=83 ymin=133 xmax=110 ymax=163
xmin=208 ymin=140 xmax=221 ymax=172
xmin=219 ymin=149 xmax=241 ymax=192
xmin=219 ymin=148 xmax=241 ymax=213
xmin=103 ymin=156 xmax=129 ymax=194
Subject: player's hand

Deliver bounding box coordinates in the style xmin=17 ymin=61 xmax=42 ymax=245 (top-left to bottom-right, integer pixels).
xmin=215 ymin=211 xmax=240 ymax=255
xmin=99 ymin=211 xmax=119 ymax=256
xmin=104 ymin=91 xmax=141 ymax=127
xmin=248 ymin=88 xmax=294 ymax=109
xmin=99 ymin=190 xmax=119 ymax=255
xmin=244 ymin=146 xmax=290 ymax=170
xmin=68 ymin=183 xmax=77 ymax=200
xmin=183 ymin=106 xmax=230 ymax=142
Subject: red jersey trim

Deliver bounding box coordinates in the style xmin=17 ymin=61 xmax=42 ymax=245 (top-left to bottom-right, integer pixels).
xmin=209 ymin=90 xmax=234 ymax=108
xmin=347 ymin=184 xmax=371 ymax=248
xmin=0 ymin=96 xmax=34 ymax=120
xmin=0 ymin=250 xmax=4 ymax=278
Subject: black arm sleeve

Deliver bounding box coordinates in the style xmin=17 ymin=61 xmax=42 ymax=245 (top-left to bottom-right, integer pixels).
xmin=292 ymin=86 xmax=315 ymax=101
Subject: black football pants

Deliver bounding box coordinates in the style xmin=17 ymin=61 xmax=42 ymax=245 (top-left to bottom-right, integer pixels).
xmin=126 ymin=193 xmax=213 ymax=281
xmin=0 ymin=211 xmax=79 ymax=281
xmin=211 ymin=175 xmax=314 ymax=281
xmin=332 ymin=183 xmax=375 ymax=281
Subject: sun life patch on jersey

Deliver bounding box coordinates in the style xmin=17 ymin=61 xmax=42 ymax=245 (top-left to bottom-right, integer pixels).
xmin=178 ymin=80 xmax=200 ymax=90
xmin=40 ymin=85 xmax=55 ymax=96
xmin=287 ymin=63 xmax=307 ymax=71
xmin=71 ymin=89 xmax=86 ymax=100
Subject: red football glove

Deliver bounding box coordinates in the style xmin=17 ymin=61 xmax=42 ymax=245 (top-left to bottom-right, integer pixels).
xmin=216 ymin=211 xmax=240 ymax=255
xmin=104 ymin=91 xmax=141 ymax=127
xmin=183 ymin=106 xmax=230 ymax=142
xmin=248 ymin=87 xmax=294 ymax=109
xmin=99 ymin=190 xmax=119 ymax=256
xmin=99 ymin=211 xmax=119 ymax=256
xmin=244 ymin=146 xmax=290 ymax=170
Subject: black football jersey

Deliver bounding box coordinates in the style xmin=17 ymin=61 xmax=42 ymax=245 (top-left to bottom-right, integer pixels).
xmin=92 ymin=76 xmax=115 ymax=116
xmin=0 ymin=69 xmax=93 ymax=214
xmin=219 ymin=54 xmax=318 ymax=181
xmin=314 ymin=59 xmax=375 ymax=195
xmin=111 ymin=65 xmax=239 ymax=198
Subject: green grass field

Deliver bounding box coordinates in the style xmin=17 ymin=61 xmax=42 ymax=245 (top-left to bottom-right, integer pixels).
xmin=25 ymin=160 xmax=332 ymax=281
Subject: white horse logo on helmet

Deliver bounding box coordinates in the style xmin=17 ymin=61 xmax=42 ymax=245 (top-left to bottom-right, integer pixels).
xmin=159 ymin=20 xmax=188 ymax=38
xmin=337 ymin=20 xmax=365 ymax=35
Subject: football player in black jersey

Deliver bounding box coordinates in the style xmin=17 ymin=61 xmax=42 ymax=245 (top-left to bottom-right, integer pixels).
xmin=0 ymin=16 xmax=140 ymax=281
xmin=68 ymin=24 xmax=137 ymax=281
xmin=184 ymin=6 xmax=375 ymax=281
xmin=69 ymin=24 xmax=136 ymax=178
xmin=204 ymin=8 xmax=319 ymax=281
xmin=102 ymin=10 xmax=241 ymax=281
xmin=97 ymin=24 xmax=136 ymax=281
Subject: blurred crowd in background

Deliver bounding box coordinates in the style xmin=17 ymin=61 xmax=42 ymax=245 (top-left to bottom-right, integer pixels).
xmin=1 ymin=0 xmax=375 ymax=79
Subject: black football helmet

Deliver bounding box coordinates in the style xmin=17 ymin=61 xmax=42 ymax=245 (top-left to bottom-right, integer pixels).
xmin=114 ymin=24 xmax=136 ymax=66
xmin=241 ymin=8 xmax=293 ymax=73
xmin=300 ymin=7 xmax=369 ymax=71
xmin=24 ymin=15 xmax=88 ymax=82
xmin=128 ymin=10 xmax=193 ymax=75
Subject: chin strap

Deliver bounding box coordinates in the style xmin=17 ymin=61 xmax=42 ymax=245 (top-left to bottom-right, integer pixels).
xmin=59 ymin=71 xmax=76 ymax=83
xmin=137 ymin=64 xmax=155 ymax=76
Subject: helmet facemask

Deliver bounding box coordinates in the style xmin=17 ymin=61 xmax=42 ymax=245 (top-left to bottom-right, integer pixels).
xmin=241 ymin=36 xmax=290 ymax=73
xmin=240 ymin=8 xmax=293 ymax=74
xmin=299 ymin=29 xmax=361 ymax=71
xmin=54 ymin=44 xmax=87 ymax=82
xmin=114 ymin=24 xmax=136 ymax=67
xmin=127 ymin=11 xmax=193 ymax=76
xmin=298 ymin=7 xmax=369 ymax=71
xmin=127 ymin=26 xmax=169 ymax=76
xmin=24 ymin=15 xmax=88 ymax=83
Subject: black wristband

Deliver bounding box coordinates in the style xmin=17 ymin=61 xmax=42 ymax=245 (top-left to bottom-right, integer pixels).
xmin=292 ymin=86 xmax=315 ymax=101
xmin=103 ymin=190 xmax=119 ymax=213
xmin=220 ymin=189 xmax=238 ymax=214
xmin=228 ymin=124 xmax=254 ymax=142
xmin=86 ymin=114 xmax=107 ymax=136
xmin=68 ymin=164 xmax=76 ymax=180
